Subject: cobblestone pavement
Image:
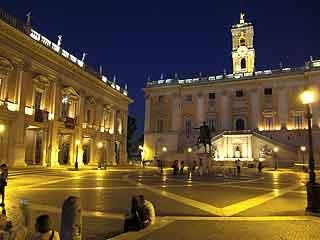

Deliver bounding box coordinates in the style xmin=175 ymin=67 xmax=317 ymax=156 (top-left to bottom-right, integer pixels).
xmin=4 ymin=167 xmax=320 ymax=239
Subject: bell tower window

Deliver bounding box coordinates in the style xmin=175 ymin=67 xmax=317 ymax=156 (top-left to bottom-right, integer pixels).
xmin=240 ymin=38 xmax=246 ymax=46
xmin=241 ymin=58 xmax=246 ymax=69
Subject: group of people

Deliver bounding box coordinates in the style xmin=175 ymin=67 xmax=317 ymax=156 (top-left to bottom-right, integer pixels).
xmin=171 ymin=160 xmax=185 ymax=176
xmin=0 ymin=213 xmax=60 ymax=240
xmin=124 ymin=195 xmax=155 ymax=232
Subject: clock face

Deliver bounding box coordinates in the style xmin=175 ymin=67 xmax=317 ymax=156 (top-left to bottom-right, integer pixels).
xmin=237 ymin=46 xmax=248 ymax=57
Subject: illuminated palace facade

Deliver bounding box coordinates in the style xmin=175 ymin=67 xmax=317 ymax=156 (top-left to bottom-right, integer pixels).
xmin=143 ymin=14 xmax=320 ymax=167
xmin=0 ymin=8 xmax=133 ymax=167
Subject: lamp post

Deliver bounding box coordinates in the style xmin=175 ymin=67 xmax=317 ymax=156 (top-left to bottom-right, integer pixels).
xmin=75 ymin=140 xmax=80 ymax=170
xmin=300 ymin=145 xmax=306 ymax=172
xmin=301 ymin=90 xmax=320 ymax=213
xmin=187 ymin=147 xmax=192 ymax=178
xmin=97 ymin=142 xmax=104 ymax=169
xmin=273 ymin=147 xmax=279 ymax=170
xmin=161 ymin=146 xmax=167 ymax=174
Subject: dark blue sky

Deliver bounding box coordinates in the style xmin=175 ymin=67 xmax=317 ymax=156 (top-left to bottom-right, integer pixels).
xmin=2 ymin=1 xmax=320 ymax=136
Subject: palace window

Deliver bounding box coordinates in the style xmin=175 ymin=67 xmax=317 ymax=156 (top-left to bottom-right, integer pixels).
xmin=184 ymin=94 xmax=192 ymax=102
xmin=156 ymin=119 xmax=164 ymax=133
xmin=185 ymin=119 xmax=192 ymax=135
xmin=34 ymin=91 xmax=42 ymax=110
xmin=264 ymin=117 xmax=273 ymax=131
xmin=264 ymin=88 xmax=272 ymax=95
xmin=86 ymin=109 xmax=91 ymax=123
xmin=293 ymin=112 xmax=304 ymax=129
xmin=158 ymin=95 xmax=164 ymax=103
xmin=241 ymin=58 xmax=246 ymax=69
xmin=240 ymin=38 xmax=246 ymax=46
xmin=236 ymin=90 xmax=243 ymax=98
xmin=61 ymin=96 xmax=69 ymax=118
xmin=208 ymin=119 xmax=217 ymax=131
xmin=208 ymin=92 xmax=216 ymax=100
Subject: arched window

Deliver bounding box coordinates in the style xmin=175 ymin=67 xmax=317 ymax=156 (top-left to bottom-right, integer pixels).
xmin=236 ymin=119 xmax=245 ymax=131
xmin=240 ymin=38 xmax=246 ymax=46
xmin=241 ymin=58 xmax=246 ymax=69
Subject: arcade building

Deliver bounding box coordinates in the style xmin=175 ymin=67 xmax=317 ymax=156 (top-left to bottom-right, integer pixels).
xmin=0 ymin=8 xmax=133 ymax=167
xmin=143 ymin=13 xmax=320 ymax=168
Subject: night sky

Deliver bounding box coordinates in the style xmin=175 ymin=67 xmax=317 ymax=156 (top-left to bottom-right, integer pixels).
xmin=2 ymin=1 xmax=320 ymax=137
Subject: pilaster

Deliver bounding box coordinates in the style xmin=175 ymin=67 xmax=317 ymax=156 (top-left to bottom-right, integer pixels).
xmin=250 ymin=88 xmax=260 ymax=130
xmin=278 ymin=87 xmax=288 ymax=129
xmin=196 ymin=92 xmax=205 ymax=126
xmin=144 ymin=94 xmax=151 ymax=132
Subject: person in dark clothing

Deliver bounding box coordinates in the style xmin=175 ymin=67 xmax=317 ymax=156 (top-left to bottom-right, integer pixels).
xmin=180 ymin=161 xmax=185 ymax=175
xmin=124 ymin=196 xmax=143 ymax=232
xmin=0 ymin=164 xmax=8 ymax=207
xmin=258 ymin=161 xmax=263 ymax=173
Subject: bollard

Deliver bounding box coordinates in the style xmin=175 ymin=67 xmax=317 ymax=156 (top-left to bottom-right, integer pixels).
xmin=19 ymin=199 xmax=31 ymax=228
xmin=61 ymin=196 xmax=82 ymax=240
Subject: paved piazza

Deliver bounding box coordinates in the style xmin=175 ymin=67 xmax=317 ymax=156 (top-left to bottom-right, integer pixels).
xmin=4 ymin=167 xmax=320 ymax=239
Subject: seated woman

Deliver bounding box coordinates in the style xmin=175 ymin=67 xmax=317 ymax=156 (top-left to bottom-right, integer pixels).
xmin=124 ymin=196 xmax=143 ymax=232
xmin=33 ymin=215 xmax=60 ymax=240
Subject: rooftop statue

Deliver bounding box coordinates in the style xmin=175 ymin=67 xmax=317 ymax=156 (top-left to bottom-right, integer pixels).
xmin=240 ymin=12 xmax=245 ymax=24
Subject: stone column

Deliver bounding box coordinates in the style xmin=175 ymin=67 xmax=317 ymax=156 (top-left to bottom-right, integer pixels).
xmin=14 ymin=64 xmax=24 ymax=110
xmin=220 ymin=91 xmax=231 ymax=130
xmin=196 ymin=92 xmax=205 ymax=127
xmin=250 ymin=88 xmax=260 ymax=130
xmin=8 ymin=113 xmax=26 ymax=167
xmin=278 ymin=87 xmax=288 ymax=129
xmin=122 ymin=111 xmax=128 ymax=164
xmin=144 ymin=94 xmax=151 ymax=132
xmin=312 ymin=101 xmax=320 ymax=128
xmin=171 ymin=93 xmax=182 ymax=131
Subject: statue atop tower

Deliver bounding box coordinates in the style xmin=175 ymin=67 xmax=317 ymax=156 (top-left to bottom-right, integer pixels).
xmin=240 ymin=12 xmax=245 ymax=24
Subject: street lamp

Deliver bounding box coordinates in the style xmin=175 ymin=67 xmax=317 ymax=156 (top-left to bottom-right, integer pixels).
xmin=187 ymin=147 xmax=192 ymax=178
xmin=97 ymin=142 xmax=104 ymax=169
xmin=75 ymin=139 xmax=80 ymax=170
xmin=273 ymin=147 xmax=279 ymax=170
xmin=301 ymin=90 xmax=320 ymax=213
xmin=161 ymin=146 xmax=167 ymax=174
xmin=300 ymin=145 xmax=306 ymax=172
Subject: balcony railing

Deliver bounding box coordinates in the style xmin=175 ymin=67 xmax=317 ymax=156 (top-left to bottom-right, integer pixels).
xmin=0 ymin=8 xmax=129 ymax=97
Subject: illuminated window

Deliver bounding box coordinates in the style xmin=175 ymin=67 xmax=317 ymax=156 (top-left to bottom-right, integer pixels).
xmin=156 ymin=119 xmax=164 ymax=133
xmin=208 ymin=119 xmax=217 ymax=131
xmin=293 ymin=113 xmax=304 ymax=129
xmin=61 ymin=96 xmax=69 ymax=118
xmin=185 ymin=119 xmax=192 ymax=135
xmin=241 ymin=58 xmax=246 ymax=69
xmin=264 ymin=117 xmax=273 ymax=130
xmin=34 ymin=91 xmax=42 ymax=110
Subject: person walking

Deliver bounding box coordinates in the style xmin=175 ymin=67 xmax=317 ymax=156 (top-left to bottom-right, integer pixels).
xmin=258 ymin=161 xmax=263 ymax=173
xmin=236 ymin=159 xmax=241 ymax=176
xmin=198 ymin=158 xmax=203 ymax=176
xmin=0 ymin=164 xmax=8 ymax=207
xmin=179 ymin=161 xmax=184 ymax=175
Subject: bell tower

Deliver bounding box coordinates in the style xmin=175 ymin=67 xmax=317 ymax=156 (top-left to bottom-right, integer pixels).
xmin=231 ymin=13 xmax=255 ymax=74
